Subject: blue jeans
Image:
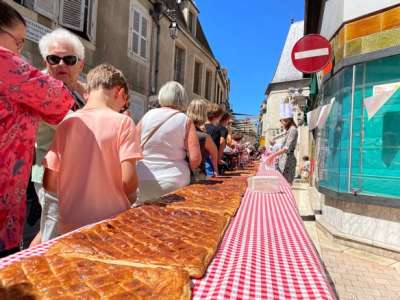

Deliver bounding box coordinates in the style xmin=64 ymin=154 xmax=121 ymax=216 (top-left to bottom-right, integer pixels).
xmin=204 ymin=156 xmax=214 ymax=176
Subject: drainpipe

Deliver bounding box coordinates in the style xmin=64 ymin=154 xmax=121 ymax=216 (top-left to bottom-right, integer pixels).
xmin=149 ymin=1 xmax=163 ymax=108
xmin=154 ymin=19 xmax=161 ymax=95
xmin=214 ymin=66 xmax=219 ymax=103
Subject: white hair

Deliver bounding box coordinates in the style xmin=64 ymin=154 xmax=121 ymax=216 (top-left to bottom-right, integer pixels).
xmin=158 ymin=81 xmax=187 ymax=109
xmin=39 ymin=28 xmax=85 ymax=60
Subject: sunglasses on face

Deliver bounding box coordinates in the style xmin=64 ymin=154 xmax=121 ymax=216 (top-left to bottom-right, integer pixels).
xmin=46 ymin=55 xmax=79 ymax=66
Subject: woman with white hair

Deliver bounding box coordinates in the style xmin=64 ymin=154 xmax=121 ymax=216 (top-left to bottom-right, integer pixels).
xmin=30 ymin=28 xmax=86 ymax=245
xmin=135 ymin=81 xmax=201 ymax=205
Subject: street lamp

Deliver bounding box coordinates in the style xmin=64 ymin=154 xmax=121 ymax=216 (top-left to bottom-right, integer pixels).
xmin=168 ymin=16 xmax=178 ymax=40
xmin=152 ymin=0 xmax=182 ymax=39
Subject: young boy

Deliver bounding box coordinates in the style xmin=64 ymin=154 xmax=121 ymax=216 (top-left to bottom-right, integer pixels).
xmin=204 ymin=103 xmax=224 ymax=177
xmin=41 ymin=64 xmax=142 ymax=235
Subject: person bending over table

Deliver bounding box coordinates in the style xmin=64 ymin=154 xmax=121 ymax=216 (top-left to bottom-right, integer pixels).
xmin=39 ymin=64 xmax=142 ymax=236
xmin=266 ymin=103 xmax=298 ymax=185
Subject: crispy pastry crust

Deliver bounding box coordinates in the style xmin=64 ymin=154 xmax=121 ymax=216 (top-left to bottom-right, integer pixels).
xmin=0 ymin=255 xmax=191 ymax=300
xmin=48 ymin=206 xmax=230 ymax=278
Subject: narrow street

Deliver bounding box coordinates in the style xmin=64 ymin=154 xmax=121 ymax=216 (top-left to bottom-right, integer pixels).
xmin=293 ymin=183 xmax=400 ymax=300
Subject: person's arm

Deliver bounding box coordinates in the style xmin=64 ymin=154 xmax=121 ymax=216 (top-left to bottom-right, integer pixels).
xmin=185 ymin=119 xmax=202 ymax=170
xmin=267 ymin=128 xmax=298 ymax=164
xmin=118 ymin=117 xmax=143 ymax=204
xmin=219 ymin=137 xmax=226 ymax=162
xmin=121 ymin=159 xmax=139 ymax=204
xmin=43 ymin=168 xmax=58 ymax=195
xmin=205 ymin=136 xmax=219 ymax=176
xmin=2 ymin=49 xmax=74 ymax=124
xmin=29 ymin=232 xmax=42 ymax=248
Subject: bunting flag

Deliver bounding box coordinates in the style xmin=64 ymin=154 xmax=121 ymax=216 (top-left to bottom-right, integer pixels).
xmin=307 ymin=97 xmax=335 ymax=130
xmin=364 ymin=83 xmax=400 ymax=120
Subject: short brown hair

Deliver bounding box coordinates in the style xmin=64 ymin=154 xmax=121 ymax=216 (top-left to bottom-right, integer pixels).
xmin=207 ymin=102 xmax=224 ymax=121
xmin=87 ymin=64 xmax=128 ymax=93
xmin=220 ymin=112 xmax=231 ymax=123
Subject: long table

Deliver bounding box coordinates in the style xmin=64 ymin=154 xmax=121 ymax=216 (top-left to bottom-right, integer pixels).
xmin=192 ymin=165 xmax=336 ymax=299
xmin=0 ymin=164 xmax=336 ymax=299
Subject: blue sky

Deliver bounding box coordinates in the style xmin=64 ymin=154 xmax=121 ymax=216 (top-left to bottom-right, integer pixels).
xmin=196 ymin=1 xmax=305 ymax=117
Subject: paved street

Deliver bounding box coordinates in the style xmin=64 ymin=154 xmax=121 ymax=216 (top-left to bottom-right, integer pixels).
xmin=293 ymin=183 xmax=400 ymax=300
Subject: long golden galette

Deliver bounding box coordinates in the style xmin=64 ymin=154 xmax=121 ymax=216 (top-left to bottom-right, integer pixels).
xmin=48 ymin=205 xmax=230 ymax=278
xmin=0 ymin=255 xmax=190 ymax=300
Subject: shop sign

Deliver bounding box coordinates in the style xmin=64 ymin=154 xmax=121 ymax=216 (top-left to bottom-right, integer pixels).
xmin=25 ymin=18 xmax=51 ymax=43
xmin=291 ymin=34 xmax=333 ymax=74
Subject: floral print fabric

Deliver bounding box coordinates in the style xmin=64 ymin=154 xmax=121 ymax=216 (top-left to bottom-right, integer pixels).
xmin=0 ymin=47 xmax=73 ymax=251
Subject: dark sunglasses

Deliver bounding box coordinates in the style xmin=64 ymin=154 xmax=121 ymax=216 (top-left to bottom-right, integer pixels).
xmin=46 ymin=55 xmax=79 ymax=66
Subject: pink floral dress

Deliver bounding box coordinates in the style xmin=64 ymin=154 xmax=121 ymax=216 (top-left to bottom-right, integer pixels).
xmin=0 ymin=47 xmax=74 ymax=251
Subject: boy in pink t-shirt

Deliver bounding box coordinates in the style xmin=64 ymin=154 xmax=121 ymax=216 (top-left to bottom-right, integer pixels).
xmin=41 ymin=64 xmax=143 ymax=235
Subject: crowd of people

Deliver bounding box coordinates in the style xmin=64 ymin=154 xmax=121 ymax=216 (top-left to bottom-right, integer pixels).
xmin=0 ymin=2 xmax=254 ymax=257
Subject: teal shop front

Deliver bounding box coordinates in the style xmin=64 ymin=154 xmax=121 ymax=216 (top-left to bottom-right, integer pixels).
xmin=317 ymin=54 xmax=400 ymax=200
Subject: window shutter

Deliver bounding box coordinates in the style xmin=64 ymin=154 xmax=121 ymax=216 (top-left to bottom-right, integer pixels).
xmin=127 ymin=3 xmax=134 ymax=54
xmin=59 ymin=0 xmax=85 ymax=31
xmin=132 ymin=10 xmax=141 ymax=55
xmin=140 ymin=17 xmax=147 ymax=58
xmin=33 ymin=0 xmax=58 ymax=20
xmin=86 ymin=0 xmax=98 ymax=43
xmin=128 ymin=3 xmax=150 ymax=61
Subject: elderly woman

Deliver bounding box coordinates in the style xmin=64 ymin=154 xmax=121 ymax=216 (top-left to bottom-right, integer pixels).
xmin=0 ymin=2 xmax=74 ymax=256
xmin=135 ymin=81 xmax=201 ymax=205
xmin=31 ymin=28 xmax=86 ymax=245
xmin=186 ymin=99 xmax=218 ymax=181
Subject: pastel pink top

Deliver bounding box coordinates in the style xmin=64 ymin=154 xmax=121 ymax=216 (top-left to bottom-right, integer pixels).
xmin=0 ymin=47 xmax=74 ymax=251
xmin=43 ymin=107 xmax=143 ymax=234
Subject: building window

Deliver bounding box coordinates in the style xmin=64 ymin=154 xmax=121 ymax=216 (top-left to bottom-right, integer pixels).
xmin=216 ymin=84 xmax=220 ymax=103
xmin=15 ymin=0 xmax=98 ymax=42
xmin=188 ymin=11 xmax=196 ymax=35
xmin=205 ymin=70 xmax=212 ymax=100
xmin=128 ymin=3 xmax=149 ymax=61
xmin=193 ymin=61 xmax=203 ymax=95
xmin=174 ymin=46 xmax=185 ymax=84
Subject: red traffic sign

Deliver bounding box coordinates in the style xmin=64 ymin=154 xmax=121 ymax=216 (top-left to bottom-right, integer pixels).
xmin=291 ymin=34 xmax=333 ymax=74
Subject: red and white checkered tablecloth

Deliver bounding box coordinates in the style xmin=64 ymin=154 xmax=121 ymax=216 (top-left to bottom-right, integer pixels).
xmin=0 ymin=164 xmax=336 ymax=299
xmin=191 ymin=165 xmax=336 ymax=299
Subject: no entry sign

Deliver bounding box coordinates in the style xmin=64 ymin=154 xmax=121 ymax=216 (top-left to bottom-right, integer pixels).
xmin=291 ymin=34 xmax=332 ymax=74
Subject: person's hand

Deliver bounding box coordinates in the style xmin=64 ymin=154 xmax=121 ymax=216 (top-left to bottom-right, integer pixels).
xmin=212 ymin=171 xmax=219 ymax=177
xmin=266 ymin=155 xmax=275 ymax=166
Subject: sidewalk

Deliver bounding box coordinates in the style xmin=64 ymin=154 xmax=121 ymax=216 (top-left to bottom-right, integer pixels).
xmin=293 ymin=183 xmax=400 ymax=300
